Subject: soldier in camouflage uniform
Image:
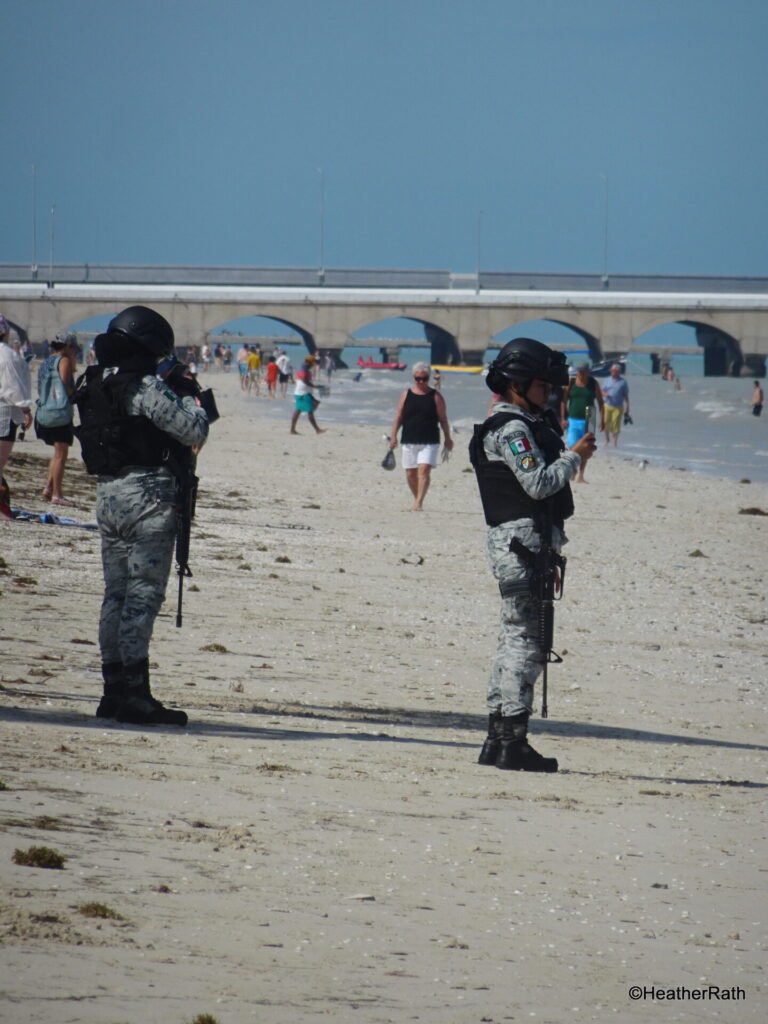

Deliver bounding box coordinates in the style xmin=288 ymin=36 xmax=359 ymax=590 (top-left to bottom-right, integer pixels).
xmin=470 ymin=339 xmax=596 ymax=771
xmin=74 ymin=306 xmax=209 ymax=726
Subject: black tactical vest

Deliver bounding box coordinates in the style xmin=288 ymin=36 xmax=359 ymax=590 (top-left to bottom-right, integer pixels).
xmin=469 ymin=410 xmax=574 ymax=529
xmin=73 ymin=367 xmax=188 ymax=477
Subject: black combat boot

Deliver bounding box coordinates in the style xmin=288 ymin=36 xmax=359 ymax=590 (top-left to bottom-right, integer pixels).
xmin=495 ymin=712 xmax=558 ymax=772
xmin=96 ymin=661 xmax=126 ymax=719
xmin=478 ymin=711 xmax=504 ymax=765
xmin=115 ymin=658 xmax=188 ymax=727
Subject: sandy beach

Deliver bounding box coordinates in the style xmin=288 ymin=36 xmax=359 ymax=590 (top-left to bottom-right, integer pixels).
xmin=1 ymin=366 xmax=766 ymax=1024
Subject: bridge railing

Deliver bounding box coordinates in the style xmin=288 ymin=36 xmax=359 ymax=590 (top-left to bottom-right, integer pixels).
xmin=0 ymin=263 xmax=452 ymax=289
xmin=3 ymin=263 xmax=768 ymax=293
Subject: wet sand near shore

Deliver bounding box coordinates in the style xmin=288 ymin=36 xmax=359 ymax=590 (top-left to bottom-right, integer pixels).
xmin=1 ymin=368 xmax=766 ymax=1023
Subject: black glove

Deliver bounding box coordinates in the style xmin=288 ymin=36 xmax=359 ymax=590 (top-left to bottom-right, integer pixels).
xmin=158 ymin=357 xmax=218 ymax=421
xmin=166 ymin=364 xmax=201 ymax=399
xmin=158 ymin=357 xmax=201 ymax=399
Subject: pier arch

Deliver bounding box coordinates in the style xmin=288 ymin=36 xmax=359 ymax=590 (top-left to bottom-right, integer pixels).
xmin=208 ymin=313 xmax=315 ymax=353
xmin=351 ymin=314 xmax=459 ymax=364
xmin=489 ymin=318 xmax=602 ymax=363
xmin=627 ymin=316 xmax=746 ymax=376
xmin=679 ymin=320 xmax=744 ymax=377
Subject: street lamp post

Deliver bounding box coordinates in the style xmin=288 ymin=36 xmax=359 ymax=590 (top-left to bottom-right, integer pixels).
xmin=476 ymin=209 xmax=483 ymax=294
xmin=600 ymin=173 xmax=609 ymax=286
xmin=31 ymin=164 xmax=38 ymax=278
xmin=48 ymin=204 xmax=56 ymax=288
xmin=318 ymin=166 xmax=325 ymax=283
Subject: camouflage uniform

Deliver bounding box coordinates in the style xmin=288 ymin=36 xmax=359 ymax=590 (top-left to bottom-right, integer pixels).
xmin=483 ymin=402 xmax=580 ymax=716
xmin=96 ymin=376 xmax=209 ymax=667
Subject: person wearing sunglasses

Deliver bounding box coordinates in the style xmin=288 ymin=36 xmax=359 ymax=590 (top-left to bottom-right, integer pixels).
xmin=388 ymin=362 xmax=453 ymax=510
xmin=469 ymin=338 xmax=596 ymax=772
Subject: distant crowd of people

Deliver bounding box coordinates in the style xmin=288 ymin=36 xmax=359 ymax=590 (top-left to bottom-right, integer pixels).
xmin=188 ymin=342 xmax=335 ymax=403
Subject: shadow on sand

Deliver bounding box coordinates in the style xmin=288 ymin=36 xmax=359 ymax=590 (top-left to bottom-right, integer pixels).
xmin=1 ymin=689 xmax=765 ymax=790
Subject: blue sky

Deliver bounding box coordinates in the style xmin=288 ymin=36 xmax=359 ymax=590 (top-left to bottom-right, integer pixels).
xmin=3 ymin=0 xmax=767 ymax=276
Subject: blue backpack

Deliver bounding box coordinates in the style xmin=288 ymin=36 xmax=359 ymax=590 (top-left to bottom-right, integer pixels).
xmin=36 ymin=356 xmax=73 ymax=428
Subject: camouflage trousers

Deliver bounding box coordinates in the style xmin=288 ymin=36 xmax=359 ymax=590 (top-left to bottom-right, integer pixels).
xmin=485 ymin=525 xmax=544 ymax=717
xmin=96 ymin=470 xmax=177 ymax=666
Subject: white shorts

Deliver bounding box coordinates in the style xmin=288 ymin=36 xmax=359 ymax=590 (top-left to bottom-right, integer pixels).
xmin=401 ymin=443 xmax=439 ymax=469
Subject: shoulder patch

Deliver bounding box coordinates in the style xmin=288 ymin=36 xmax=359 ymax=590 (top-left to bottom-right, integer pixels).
xmin=517 ymin=453 xmax=538 ymax=473
xmin=508 ymin=435 xmax=532 ymax=454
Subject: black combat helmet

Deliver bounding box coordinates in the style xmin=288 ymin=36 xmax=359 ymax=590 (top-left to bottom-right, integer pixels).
xmin=107 ymin=305 xmax=175 ymax=358
xmin=485 ymin=337 xmax=569 ymax=394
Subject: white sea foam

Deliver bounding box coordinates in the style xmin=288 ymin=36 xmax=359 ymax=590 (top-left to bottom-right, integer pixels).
xmin=693 ymin=400 xmax=741 ymax=419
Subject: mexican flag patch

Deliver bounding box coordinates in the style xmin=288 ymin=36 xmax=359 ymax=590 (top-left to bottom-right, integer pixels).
xmin=509 ymin=436 xmax=532 ymax=454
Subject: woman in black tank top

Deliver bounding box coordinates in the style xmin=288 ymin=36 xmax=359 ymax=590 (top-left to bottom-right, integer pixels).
xmin=388 ymin=362 xmax=453 ymax=510
xmin=400 ymin=387 xmax=440 ymax=444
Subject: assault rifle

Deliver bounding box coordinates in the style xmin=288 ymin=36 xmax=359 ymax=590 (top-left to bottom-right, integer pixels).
xmin=175 ymin=460 xmax=198 ymax=628
xmin=158 ymin=357 xmax=219 ymax=629
xmin=510 ymin=503 xmax=566 ymax=718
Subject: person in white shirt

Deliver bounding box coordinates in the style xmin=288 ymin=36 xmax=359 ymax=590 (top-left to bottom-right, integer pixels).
xmin=0 ymin=315 xmax=33 ymax=517
xmin=276 ymin=351 xmax=292 ymax=398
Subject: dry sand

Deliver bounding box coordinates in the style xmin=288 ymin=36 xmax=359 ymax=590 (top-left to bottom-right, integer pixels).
xmin=1 ymin=367 xmax=766 ymax=1024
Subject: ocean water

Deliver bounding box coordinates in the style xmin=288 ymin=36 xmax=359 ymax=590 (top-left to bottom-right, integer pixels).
xmin=257 ymin=368 xmax=768 ymax=486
